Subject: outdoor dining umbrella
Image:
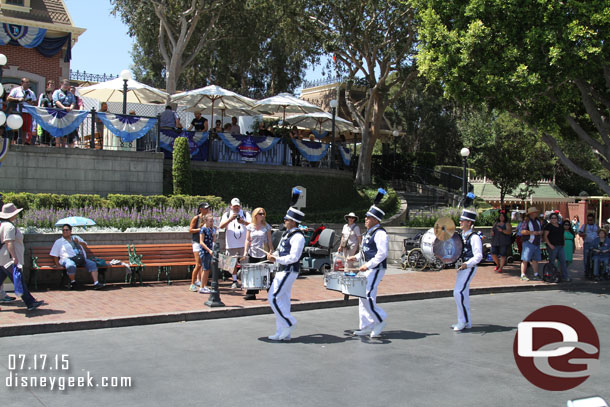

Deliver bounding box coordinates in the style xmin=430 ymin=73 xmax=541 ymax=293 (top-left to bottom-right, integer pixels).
xmin=253 ymin=93 xmax=324 ymax=121
xmin=171 ymin=85 xmax=257 ymax=134
xmin=283 ymin=112 xmax=356 ymax=134
xmin=184 ymin=100 xmax=259 ymax=125
xmin=76 ymin=78 xmax=169 ymax=105
xmin=55 ymin=216 xmax=97 ymax=229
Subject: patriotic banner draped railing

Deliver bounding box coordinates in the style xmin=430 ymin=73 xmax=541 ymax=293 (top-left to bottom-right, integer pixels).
xmin=23 ymin=106 xmax=89 ymax=138
xmin=216 ymin=133 xmax=281 ymax=154
xmin=292 ymin=139 xmax=330 ymax=162
xmin=160 ymin=129 xmax=209 ymax=157
xmin=0 ymin=137 xmax=9 ymax=168
xmin=0 ymin=24 xmax=72 ymax=61
xmin=310 ymin=130 xmax=329 ymax=139
xmin=96 ymin=112 xmax=158 ymax=143
xmin=338 ymin=145 xmax=351 ymax=166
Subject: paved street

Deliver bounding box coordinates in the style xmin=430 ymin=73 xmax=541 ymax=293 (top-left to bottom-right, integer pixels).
xmin=0 ymin=289 xmax=608 ymax=407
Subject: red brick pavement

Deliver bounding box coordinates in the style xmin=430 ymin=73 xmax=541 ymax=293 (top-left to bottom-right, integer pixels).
xmin=0 ymin=252 xmax=603 ymax=331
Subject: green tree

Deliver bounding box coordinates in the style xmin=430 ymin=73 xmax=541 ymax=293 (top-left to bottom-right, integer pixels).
xmin=173 ymin=137 xmax=192 ymax=195
xmin=415 ymin=0 xmax=610 ymax=194
xmin=458 ymin=107 xmax=554 ymax=206
xmin=303 ymin=0 xmax=418 ymax=185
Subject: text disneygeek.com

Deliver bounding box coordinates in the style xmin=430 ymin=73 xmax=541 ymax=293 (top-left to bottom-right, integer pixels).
xmin=4 ymin=354 xmax=132 ymax=391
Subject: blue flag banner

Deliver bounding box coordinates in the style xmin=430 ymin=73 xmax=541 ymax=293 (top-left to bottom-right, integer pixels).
xmin=338 ymin=145 xmax=351 ymax=166
xmin=96 ymin=112 xmax=158 ymax=143
xmin=311 ymin=130 xmax=329 ymax=139
xmin=216 ymin=133 xmax=281 ymax=153
xmin=160 ymin=129 xmax=209 ymax=157
xmin=23 ymin=105 xmax=89 ymax=138
xmin=292 ymin=139 xmax=330 ymax=162
xmin=0 ymin=24 xmax=46 ymax=47
xmin=0 ymin=136 xmax=9 ymax=168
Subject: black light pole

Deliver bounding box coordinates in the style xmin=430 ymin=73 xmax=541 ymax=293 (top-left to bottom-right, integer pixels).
xmin=330 ymin=99 xmax=338 ymax=169
xmin=119 ymin=69 xmax=132 ymax=115
xmin=392 ymin=129 xmax=399 ymax=171
xmin=205 ymin=243 xmax=225 ymax=307
xmin=460 ymin=147 xmax=470 ymax=201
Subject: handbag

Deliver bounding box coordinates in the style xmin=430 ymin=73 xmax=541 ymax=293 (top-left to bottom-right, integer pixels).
xmin=90 ymin=256 xmax=107 ymax=268
xmin=68 ymin=239 xmax=86 ymax=267
xmin=12 ymin=265 xmax=24 ymax=297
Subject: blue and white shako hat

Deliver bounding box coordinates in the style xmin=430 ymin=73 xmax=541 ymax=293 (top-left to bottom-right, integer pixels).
xmin=284 ymin=187 xmax=304 ymax=223
xmin=460 ymin=209 xmax=477 ymax=222
xmin=365 ymin=188 xmax=387 ymax=222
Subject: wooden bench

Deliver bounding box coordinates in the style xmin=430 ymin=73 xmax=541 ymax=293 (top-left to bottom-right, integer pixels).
xmin=129 ymin=243 xmax=196 ymax=285
xmin=30 ymin=245 xmax=132 ymax=290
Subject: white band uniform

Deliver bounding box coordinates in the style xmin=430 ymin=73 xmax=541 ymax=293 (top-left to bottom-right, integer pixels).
xmin=454 ymin=217 xmax=483 ymax=329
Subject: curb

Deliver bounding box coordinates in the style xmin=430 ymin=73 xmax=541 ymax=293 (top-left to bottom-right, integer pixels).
xmin=1 ymin=281 xmax=605 ymax=338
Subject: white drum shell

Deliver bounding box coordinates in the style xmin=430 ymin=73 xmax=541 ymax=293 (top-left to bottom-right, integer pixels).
xmin=324 ymin=271 xmax=343 ymax=292
xmin=420 ymin=228 xmax=437 ymax=262
xmin=340 ymin=274 xmax=367 ymax=298
xmin=241 ymin=263 xmax=274 ymax=290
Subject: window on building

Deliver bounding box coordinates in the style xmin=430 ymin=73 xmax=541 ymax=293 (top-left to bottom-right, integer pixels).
xmin=0 ymin=0 xmax=30 ymax=12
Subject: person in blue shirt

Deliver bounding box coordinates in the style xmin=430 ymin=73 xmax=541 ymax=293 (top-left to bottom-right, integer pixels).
xmin=591 ymin=228 xmax=610 ymax=281
xmin=198 ymin=215 xmax=216 ymax=294
xmin=52 ymin=79 xmax=77 ymax=148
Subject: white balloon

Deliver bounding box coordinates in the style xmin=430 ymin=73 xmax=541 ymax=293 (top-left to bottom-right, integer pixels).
xmin=7 ymin=114 xmax=23 ymax=130
xmin=0 ymin=53 xmax=7 ymax=66
xmin=0 ymin=111 xmax=5 ymax=126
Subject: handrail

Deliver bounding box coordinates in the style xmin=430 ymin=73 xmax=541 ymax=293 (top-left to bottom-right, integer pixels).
xmin=377 ymin=165 xmax=473 ymax=195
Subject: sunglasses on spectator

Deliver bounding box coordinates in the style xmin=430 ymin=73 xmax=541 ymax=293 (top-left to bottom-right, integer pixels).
xmin=257 ymin=213 xmax=266 ymax=216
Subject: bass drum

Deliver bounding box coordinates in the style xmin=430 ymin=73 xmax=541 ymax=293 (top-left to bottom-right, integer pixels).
xmin=420 ymin=228 xmax=437 ymax=262
xmin=433 ymin=232 xmax=464 ymax=264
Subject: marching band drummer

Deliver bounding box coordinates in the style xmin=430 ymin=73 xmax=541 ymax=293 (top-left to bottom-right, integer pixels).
xmin=266 ymin=188 xmax=306 ymax=341
xmin=453 ymin=209 xmax=483 ymax=331
xmin=347 ymin=188 xmax=389 ymax=338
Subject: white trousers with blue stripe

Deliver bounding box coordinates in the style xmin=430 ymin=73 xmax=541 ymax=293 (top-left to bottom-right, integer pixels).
xmin=268 ymin=271 xmax=298 ymax=333
xmin=454 ymin=266 xmax=477 ymax=325
xmin=359 ymin=267 xmax=386 ymax=329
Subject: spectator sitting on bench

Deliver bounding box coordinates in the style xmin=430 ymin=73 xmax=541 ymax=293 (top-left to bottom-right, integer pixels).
xmin=50 ymin=224 xmax=104 ymax=290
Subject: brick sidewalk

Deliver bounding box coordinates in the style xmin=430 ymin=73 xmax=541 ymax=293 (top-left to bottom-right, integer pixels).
xmin=1 ymin=252 xmax=606 ymax=336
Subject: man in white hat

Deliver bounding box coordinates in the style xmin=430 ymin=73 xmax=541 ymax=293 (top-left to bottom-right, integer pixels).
xmin=347 ymin=189 xmax=388 ymax=338
xmin=453 ymin=209 xmax=483 ymax=331
xmin=520 ymin=206 xmax=543 ymax=281
xmin=219 ymin=198 xmax=251 ymax=289
xmin=266 ymin=188 xmax=305 ymax=341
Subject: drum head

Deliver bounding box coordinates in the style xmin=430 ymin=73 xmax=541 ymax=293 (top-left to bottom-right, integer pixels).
xmin=432 ymin=232 xmax=463 ymax=264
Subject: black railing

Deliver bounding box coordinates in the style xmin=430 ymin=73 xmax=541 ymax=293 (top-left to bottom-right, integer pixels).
xmin=69 ymin=70 xmax=118 ymax=83
xmin=376 ymin=163 xmax=473 ymax=195
xmin=302 ymin=76 xmax=344 ymax=89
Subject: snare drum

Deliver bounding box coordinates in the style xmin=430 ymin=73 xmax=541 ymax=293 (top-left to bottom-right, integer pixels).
xmin=241 ymin=263 xmax=274 ymax=290
xmin=340 ymin=273 xmax=368 ymax=298
xmin=332 ymin=253 xmax=362 ymax=272
xmin=324 ymin=271 xmax=343 ymax=292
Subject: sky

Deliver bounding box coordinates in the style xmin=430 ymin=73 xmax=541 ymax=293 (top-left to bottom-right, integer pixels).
xmin=65 ymin=0 xmax=326 ymax=89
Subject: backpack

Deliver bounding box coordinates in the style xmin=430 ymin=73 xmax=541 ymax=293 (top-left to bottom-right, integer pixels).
xmin=542 ymin=262 xmax=560 ymax=283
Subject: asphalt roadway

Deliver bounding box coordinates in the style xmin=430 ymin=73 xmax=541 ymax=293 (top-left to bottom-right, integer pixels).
xmin=0 ymin=289 xmax=608 ymax=407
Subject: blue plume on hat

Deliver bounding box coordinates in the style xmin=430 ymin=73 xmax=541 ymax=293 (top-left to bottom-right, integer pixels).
xmin=291 ymin=187 xmax=302 ymax=206
xmin=374 ymin=188 xmax=387 ymax=205
xmin=464 ymin=192 xmax=475 ymax=207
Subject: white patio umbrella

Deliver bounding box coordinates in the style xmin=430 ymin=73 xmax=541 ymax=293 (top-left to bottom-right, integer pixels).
xmin=76 ymin=78 xmax=168 ymax=105
xmin=283 ymin=112 xmax=356 ymax=134
xmin=253 ymin=92 xmax=324 ymax=120
xmin=183 ymin=100 xmax=259 ymax=123
xmin=171 ymin=85 xmax=257 ymax=133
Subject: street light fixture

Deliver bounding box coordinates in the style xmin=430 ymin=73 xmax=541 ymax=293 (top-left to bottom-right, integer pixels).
xmin=392 ymin=129 xmax=399 ymax=171
xmin=460 ymin=147 xmax=470 ymax=202
xmin=119 ymin=69 xmax=132 ymax=115
xmin=330 ymin=99 xmax=338 ymax=169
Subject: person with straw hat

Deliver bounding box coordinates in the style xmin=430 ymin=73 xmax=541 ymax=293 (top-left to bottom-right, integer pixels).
xmin=520 ymin=206 xmax=544 ymax=281
xmin=266 ymin=188 xmax=306 ymax=341
xmin=338 ymin=212 xmax=362 ymax=268
xmin=0 ymin=203 xmax=44 ymax=311
xmin=347 ymin=189 xmax=389 ymax=338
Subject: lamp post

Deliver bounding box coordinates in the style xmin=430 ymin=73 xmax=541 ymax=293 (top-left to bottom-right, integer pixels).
xmin=330 ymin=98 xmax=338 ymax=169
xmin=0 ymin=53 xmax=6 ymax=83
xmin=119 ymin=69 xmax=132 ymax=115
xmin=460 ymin=147 xmax=470 ymax=202
xmin=392 ymin=129 xmax=399 ymax=172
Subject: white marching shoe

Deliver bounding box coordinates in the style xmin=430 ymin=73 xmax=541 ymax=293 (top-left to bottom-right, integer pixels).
xmin=268 ymin=333 xmax=281 ymax=340
xmin=353 ymin=326 xmax=373 ymax=336
xmin=278 ymin=325 xmax=294 ymax=340
xmin=370 ymin=321 xmax=387 ymax=338
xmin=452 ymin=322 xmax=471 ymax=331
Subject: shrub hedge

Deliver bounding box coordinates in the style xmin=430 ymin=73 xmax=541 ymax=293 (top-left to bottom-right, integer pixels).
xmin=0 ymin=192 xmax=225 ymax=211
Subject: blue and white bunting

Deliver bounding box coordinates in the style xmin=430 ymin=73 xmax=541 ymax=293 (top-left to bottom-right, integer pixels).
xmin=292 ymin=139 xmax=330 ymax=162
xmin=338 ymin=145 xmax=351 ymax=166
xmin=0 ymin=24 xmax=47 ymax=48
xmin=311 ymin=130 xmax=329 ymax=139
xmin=0 ymin=136 xmax=9 ymax=168
xmin=96 ymin=112 xmax=158 ymax=143
xmin=159 ymin=129 xmax=209 ymax=157
xmin=22 ymin=105 xmax=89 ymax=138
xmin=216 ymin=133 xmax=281 ymax=153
